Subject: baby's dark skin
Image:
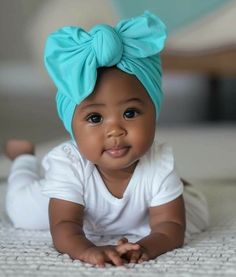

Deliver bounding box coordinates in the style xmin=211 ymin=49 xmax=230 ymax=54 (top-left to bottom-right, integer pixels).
xmin=5 ymin=68 xmax=186 ymax=267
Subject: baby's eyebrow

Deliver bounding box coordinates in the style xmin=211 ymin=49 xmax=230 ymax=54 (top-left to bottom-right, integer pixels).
xmin=79 ymin=103 xmax=105 ymax=111
xmin=80 ymin=97 xmax=144 ymax=111
xmin=119 ymin=97 xmax=144 ymax=105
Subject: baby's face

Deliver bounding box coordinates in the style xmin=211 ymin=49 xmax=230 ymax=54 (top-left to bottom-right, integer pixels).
xmin=72 ymin=67 xmax=156 ymax=173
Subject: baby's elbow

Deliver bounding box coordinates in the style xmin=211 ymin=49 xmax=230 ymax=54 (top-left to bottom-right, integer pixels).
xmin=166 ymin=222 xmax=185 ymax=250
xmin=175 ymin=226 xmax=185 ymax=248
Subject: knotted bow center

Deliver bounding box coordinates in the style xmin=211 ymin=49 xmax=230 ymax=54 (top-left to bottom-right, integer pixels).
xmin=91 ymin=24 xmax=123 ymax=67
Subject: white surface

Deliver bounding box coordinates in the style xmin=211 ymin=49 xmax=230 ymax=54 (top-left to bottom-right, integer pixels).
xmin=158 ymin=124 xmax=236 ymax=181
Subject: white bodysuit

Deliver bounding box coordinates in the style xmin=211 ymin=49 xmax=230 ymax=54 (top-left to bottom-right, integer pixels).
xmin=6 ymin=140 xmax=209 ymax=241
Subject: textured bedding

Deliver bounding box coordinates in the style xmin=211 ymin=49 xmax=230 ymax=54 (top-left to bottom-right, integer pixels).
xmin=0 ymin=181 xmax=236 ymax=276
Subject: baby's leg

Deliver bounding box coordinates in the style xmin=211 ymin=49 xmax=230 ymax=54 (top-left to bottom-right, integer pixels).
xmin=183 ymin=184 xmax=209 ymax=240
xmin=5 ymin=140 xmax=49 ymax=229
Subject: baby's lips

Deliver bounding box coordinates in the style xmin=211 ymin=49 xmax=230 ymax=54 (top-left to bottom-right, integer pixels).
xmin=105 ymin=146 xmax=130 ymax=158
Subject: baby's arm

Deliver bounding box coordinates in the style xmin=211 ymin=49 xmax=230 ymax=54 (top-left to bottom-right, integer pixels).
xmin=49 ymin=198 xmax=140 ymax=266
xmin=121 ymin=195 xmax=185 ymax=263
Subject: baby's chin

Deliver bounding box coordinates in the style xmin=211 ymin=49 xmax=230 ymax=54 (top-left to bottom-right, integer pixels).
xmin=95 ymin=157 xmax=140 ymax=173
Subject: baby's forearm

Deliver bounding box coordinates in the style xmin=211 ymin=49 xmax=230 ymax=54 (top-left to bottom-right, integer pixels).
xmin=136 ymin=222 xmax=185 ymax=259
xmin=51 ymin=221 xmax=94 ymax=260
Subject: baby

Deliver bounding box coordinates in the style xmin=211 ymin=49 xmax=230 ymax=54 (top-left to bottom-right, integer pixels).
xmin=5 ymin=12 xmax=209 ymax=267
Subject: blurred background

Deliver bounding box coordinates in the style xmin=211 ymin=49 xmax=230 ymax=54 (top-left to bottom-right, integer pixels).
xmin=0 ymin=0 xmax=236 ymax=180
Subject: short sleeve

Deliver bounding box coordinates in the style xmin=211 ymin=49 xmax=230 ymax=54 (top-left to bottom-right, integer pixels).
xmin=144 ymin=142 xmax=183 ymax=207
xmin=150 ymin=170 xmax=184 ymax=207
xmin=40 ymin=142 xmax=85 ymax=205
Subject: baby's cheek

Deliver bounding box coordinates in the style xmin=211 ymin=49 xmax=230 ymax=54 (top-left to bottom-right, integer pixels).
xmin=131 ymin=125 xmax=154 ymax=148
xmin=79 ymin=143 xmax=92 ymax=157
xmin=78 ymin=136 xmax=102 ymax=162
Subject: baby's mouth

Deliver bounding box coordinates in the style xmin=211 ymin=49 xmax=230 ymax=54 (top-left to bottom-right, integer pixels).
xmin=104 ymin=146 xmax=130 ymax=158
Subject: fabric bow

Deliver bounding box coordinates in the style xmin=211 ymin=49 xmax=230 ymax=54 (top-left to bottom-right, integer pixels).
xmin=44 ymin=11 xmax=167 ymax=136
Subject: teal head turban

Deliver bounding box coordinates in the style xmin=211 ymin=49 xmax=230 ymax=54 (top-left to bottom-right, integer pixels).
xmin=44 ymin=11 xmax=167 ymax=137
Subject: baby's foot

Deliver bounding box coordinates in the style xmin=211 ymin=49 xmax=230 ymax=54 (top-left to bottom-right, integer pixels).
xmin=4 ymin=139 xmax=35 ymax=161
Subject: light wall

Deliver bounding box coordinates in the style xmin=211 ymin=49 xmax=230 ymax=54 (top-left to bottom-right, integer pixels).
xmin=112 ymin=0 xmax=232 ymax=32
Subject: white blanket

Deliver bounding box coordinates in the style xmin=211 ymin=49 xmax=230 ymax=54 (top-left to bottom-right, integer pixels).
xmin=0 ymin=180 xmax=236 ymax=276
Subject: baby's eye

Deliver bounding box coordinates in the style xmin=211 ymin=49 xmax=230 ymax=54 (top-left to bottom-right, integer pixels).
xmin=123 ymin=109 xmax=139 ymax=119
xmin=87 ymin=113 xmax=103 ymax=124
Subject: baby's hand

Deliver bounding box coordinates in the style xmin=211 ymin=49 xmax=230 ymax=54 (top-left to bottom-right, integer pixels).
xmin=117 ymin=237 xmax=150 ymax=264
xmin=79 ymin=242 xmax=140 ymax=267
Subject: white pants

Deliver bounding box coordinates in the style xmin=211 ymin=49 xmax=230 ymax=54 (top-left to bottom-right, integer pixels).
xmin=6 ymin=155 xmax=209 ymax=238
xmin=6 ymin=155 xmax=50 ymax=229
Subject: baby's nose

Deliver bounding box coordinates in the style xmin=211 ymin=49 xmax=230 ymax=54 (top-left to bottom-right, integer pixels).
xmin=106 ymin=124 xmax=127 ymax=138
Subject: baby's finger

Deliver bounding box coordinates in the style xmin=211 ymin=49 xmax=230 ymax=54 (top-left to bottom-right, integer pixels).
xmin=106 ymin=250 xmax=124 ymax=266
xmin=138 ymin=252 xmax=149 ymax=263
xmin=129 ymin=251 xmax=141 ymax=264
xmin=116 ymin=243 xmax=140 ymax=255
xmin=94 ymin=253 xmax=106 ymax=267
xmin=117 ymin=237 xmax=128 ymax=245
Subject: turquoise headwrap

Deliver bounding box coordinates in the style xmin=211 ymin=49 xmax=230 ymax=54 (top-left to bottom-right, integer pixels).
xmin=44 ymin=11 xmax=167 ymax=137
